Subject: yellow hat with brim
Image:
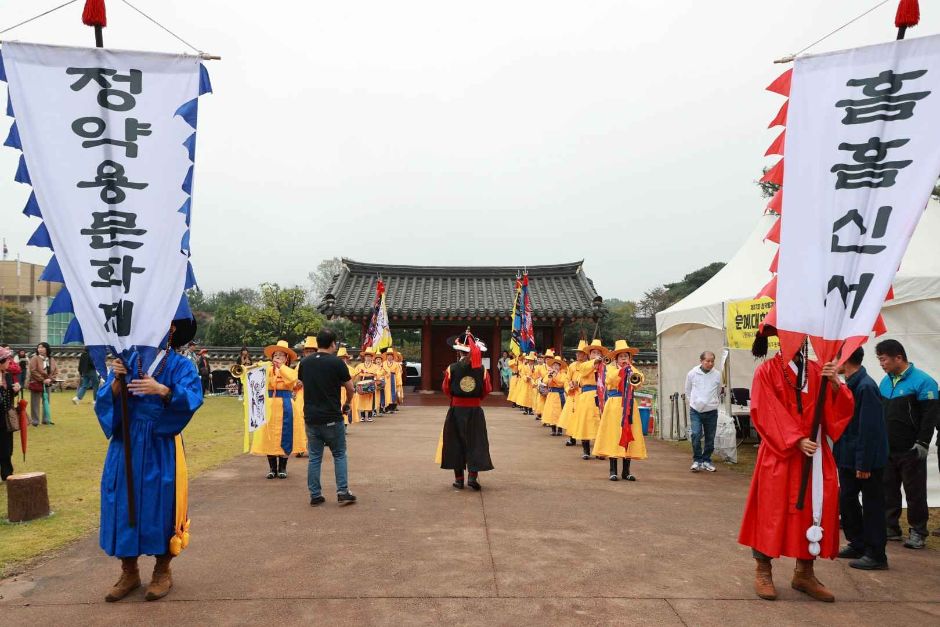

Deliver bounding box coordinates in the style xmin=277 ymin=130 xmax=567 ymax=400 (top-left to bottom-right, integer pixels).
xmin=362 ymin=347 xmax=377 ymax=356
xmin=609 ymin=339 xmax=639 ymax=359
xmin=303 ymin=336 xmax=318 ymax=350
xmin=525 ymin=351 xmax=537 ymax=361
xmin=585 ymin=339 xmax=609 ymax=357
xmin=546 ymin=355 xmax=566 ymax=369
xmin=575 ymin=340 xmax=589 ymax=354
xmin=337 ymin=347 xmax=350 ymax=359
xmin=543 ymin=349 xmax=556 ymax=358
xmin=264 ymin=340 xmax=297 ymax=363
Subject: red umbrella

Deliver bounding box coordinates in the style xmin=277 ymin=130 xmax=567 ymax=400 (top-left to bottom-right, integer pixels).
xmin=17 ymin=398 xmax=28 ymax=461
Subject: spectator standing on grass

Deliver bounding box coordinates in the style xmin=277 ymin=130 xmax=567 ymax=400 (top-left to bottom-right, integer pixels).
xmin=0 ymin=347 xmax=22 ymax=481
xmin=875 ymin=339 xmax=939 ymax=550
xmin=196 ymin=349 xmax=212 ymax=396
xmin=297 ymin=328 xmax=357 ymax=507
xmin=834 ymin=347 xmax=889 ymax=570
xmin=28 ymin=342 xmax=57 ymax=426
xmin=686 ymin=351 xmax=722 ymax=473
xmin=72 ymin=346 xmax=101 ymax=405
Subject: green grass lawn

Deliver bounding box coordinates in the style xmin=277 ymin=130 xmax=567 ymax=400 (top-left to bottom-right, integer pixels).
xmin=0 ymin=393 xmax=244 ymax=577
xmin=667 ymin=437 xmax=940 ymax=549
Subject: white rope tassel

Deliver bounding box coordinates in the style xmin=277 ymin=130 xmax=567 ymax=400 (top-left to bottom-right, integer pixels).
xmin=805 ymin=424 xmax=824 ymax=556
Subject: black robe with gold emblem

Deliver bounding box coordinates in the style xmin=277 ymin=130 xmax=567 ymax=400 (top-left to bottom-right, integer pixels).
xmin=440 ymin=359 xmax=494 ymax=472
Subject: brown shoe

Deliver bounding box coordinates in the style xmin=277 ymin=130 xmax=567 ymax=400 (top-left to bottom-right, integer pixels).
xmin=145 ymin=555 xmax=174 ymax=601
xmin=791 ymin=559 xmax=835 ymax=602
xmin=105 ymin=558 xmax=141 ymax=602
xmin=754 ymin=558 xmax=777 ymax=600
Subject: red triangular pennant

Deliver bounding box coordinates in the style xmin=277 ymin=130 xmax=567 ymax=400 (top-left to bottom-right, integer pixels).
xmin=766 ymin=68 xmax=793 ymax=96
xmin=885 ymin=286 xmax=895 ymax=302
xmin=765 ymin=217 xmax=781 ymax=243
xmin=761 ymin=159 xmax=784 ymax=185
xmin=764 ymin=129 xmax=786 ymax=157
xmin=778 ymin=330 xmax=805 ymax=363
xmin=873 ymin=314 xmax=887 ymax=337
xmin=768 ymin=99 xmax=789 ymax=128
xmin=766 ymin=188 xmax=783 ymax=214
xmin=756 ymin=275 xmax=777 ymax=300
xmin=769 ymin=250 xmax=779 ymax=273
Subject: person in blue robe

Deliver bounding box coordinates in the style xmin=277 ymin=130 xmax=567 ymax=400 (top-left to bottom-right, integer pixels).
xmin=96 ymin=318 xmax=203 ymax=602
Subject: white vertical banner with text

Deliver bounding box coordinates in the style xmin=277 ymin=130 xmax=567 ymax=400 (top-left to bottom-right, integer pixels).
xmin=778 ymin=35 xmax=940 ymax=346
xmin=2 ymin=42 xmax=202 ymax=359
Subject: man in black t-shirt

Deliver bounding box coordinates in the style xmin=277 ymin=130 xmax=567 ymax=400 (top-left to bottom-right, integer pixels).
xmin=297 ymin=329 xmax=357 ymax=507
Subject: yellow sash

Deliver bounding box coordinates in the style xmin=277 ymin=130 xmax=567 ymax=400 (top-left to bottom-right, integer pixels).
xmin=168 ymin=434 xmax=190 ymax=556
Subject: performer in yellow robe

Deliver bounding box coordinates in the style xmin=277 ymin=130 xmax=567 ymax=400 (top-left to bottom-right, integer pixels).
xmin=518 ymin=352 xmax=538 ymax=415
xmin=354 ymin=348 xmax=382 ymax=421
xmin=336 ymin=347 xmax=360 ymax=425
xmin=250 ymin=340 xmax=305 ymax=478
xmin=381 ymin=349 xmax=401 ymax=413
xmin=558 ymin=340 xmax=588 ymax=445
xmin=569 ymin=339 xmax=608 ymax=459
xmin=541 ymin=355 xmax=568 ymax=436
xmin=533 ymin=351 xmax=551 ymax=421
xmin=507 ymin=356 xmax=520 ymax=406
xmin=394 ymin=351 xmax=406 ymax=406
xmin=593 ymin=340 xmax=647 ymax=480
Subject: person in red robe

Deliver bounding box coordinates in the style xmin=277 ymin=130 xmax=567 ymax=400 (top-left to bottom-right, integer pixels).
xmin=738 ymin=331 xmax=853 ymax=602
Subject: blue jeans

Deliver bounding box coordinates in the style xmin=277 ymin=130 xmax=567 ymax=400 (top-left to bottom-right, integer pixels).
xmin=690 ymin=409 xmax=718 ymax=463
xmin=75 ymin=371 xmax=100 ymax=400
xmin=305 ymin=421 xmax=349 ymax=497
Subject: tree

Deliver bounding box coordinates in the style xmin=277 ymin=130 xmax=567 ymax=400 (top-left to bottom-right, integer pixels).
xmin=664 ymin=262 xmax=725 ymax=303
xmin=0 ymin=302 xmax=31 ymax=343
xmin=307 ymin=257 xmax=343 ymax=302
xmin=245 ymin=283 xmax=325 ymax=346
xmin=637 ymin=287 xmax=672 ymax=317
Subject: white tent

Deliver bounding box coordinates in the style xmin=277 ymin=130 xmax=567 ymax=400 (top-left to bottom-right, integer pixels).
xmin=656 ymin=200 xmax=940 ymax=439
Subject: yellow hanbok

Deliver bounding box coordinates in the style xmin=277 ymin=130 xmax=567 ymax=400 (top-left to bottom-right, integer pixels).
xmin=592 ymin=367 xmax=647 ymax=459
xmin=518 ymin=362 xmax=536 ymax=409
xmin=507 ymin=358 xmax=520 ymax=403
xmin=395 ymin=355 xmax=405 ymax=404
xmin=556 ymin=361 xmax=580 ymax=432
xmin=354 ymin=362 xmax=383 ymax=414
xmin=540 ymin=370 xmax=568 ymax=426
xmin=533 ymin=362 xmax=548 ymax=416
xmin=382 ymin=358 xmax=402 ymax=407
xmin=568 ymin=360 xmax=603 ymax=441
xmin=340 ymin=364 xmax=361 ymax=424
xmin=250 ymin=363 xmax=305 ymax=457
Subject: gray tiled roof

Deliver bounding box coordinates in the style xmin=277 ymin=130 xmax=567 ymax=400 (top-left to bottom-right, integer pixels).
xmin=319 ymin=259 xmax=602 ymax=320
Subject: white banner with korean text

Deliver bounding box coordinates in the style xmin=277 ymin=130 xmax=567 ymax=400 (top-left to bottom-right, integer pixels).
xmin=778 ymin=35 xmax=940 ymax=352
xmin=2 ymin=42 xmax=201 ymax=361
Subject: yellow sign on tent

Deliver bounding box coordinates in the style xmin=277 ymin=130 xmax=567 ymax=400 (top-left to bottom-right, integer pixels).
xmin=726 ymin=298 xmax=779 ymax=351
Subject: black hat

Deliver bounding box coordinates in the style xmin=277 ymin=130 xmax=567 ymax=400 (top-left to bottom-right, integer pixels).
xmin=171 ymin=318 xmax=197 ymax=349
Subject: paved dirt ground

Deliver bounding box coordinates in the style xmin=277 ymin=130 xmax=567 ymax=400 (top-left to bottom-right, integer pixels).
xmin=2 ymin=401 xmax=939 ymax=626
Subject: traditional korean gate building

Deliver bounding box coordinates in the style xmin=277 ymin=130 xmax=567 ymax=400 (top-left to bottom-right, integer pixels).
xmin=318 ymin=259 xmax=604 ymax=391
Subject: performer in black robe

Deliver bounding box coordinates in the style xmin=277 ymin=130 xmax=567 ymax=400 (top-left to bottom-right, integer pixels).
xmin=441 ymin=329 xmax=494 ymax=490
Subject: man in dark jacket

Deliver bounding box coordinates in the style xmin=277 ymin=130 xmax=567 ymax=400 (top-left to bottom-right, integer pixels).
xmin=835 ymin=347 xmax=889 ymax=570
xmin=875 ymin=339 xmax=939 ymax=550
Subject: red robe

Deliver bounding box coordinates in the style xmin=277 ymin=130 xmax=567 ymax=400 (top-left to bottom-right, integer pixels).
xmin=738 ymin=358 xmax=853 ymax=560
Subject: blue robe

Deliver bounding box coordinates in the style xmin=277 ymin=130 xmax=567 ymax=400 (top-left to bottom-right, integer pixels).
xmin=96 ymin=351 xmax=203 ymax=557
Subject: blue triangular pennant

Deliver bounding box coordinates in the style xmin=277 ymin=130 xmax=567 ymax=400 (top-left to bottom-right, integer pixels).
xmin=4 ymin=121 xmax=20 ymax=149
xmin=185 ymin=262 xmax=197 ymax=289
xmin=39 ymin=255 xmax=64 ymax=283
xmin=199 ymin=63 xmax=212 ymax=95
xmin=14 ymin=153 xmax=30 ymax=184
xmin=22 ymin=191 xmax=41 ymax=218
xmin=174 ymin=98 xmax=198 ymax=129
xmin=182 ymin=165 xmax=193 ymax=195
xmin=47 ymin=285 xmax=74 ymax=315
xmin=174 ymin=293 xmax=193 ymax=320
xmin=183 ymin=133 xmax=196 ymax=162
xmin=26 ymin=222 xmax=53 ymax=250
xmin=62 ymin=316 xmax=84 ymax=344
xmin=0 ymin=52 xmax=6 ymax=82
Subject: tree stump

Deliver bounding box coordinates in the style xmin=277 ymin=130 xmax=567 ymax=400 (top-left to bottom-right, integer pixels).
xmin=6 ymin=472 xmax=51 ymax=522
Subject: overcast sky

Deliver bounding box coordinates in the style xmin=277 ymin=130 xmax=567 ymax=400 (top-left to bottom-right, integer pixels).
xmin=0 ymin=0 xmax=917 ymax=301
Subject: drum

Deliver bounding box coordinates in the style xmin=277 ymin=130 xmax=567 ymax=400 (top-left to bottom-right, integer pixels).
xmin=356 ymin=380 xmax=376 ymax=394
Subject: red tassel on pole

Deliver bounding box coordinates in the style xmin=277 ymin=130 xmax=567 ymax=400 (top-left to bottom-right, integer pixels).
xmin=82 ymin=0 xmax=107 ymax=27
xmin=896 ymin=0 xmax=920 ymax=28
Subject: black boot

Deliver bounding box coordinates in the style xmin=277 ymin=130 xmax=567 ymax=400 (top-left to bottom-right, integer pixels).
xmin=622 ymin=459 xmax=636 ymax=481
xmin=277 ymin=456 xmax=288 ymax=479
xmin=581 ymin=440 xmax=592 ymax=460
xmin=467 ymin=471 xmax=481 ymax=491
xmin=266 ymin=456 xmax=277 ymax=479
xmin=566 ymin=436 xmax=577 ymax=446
xmin=609 ymin=458 xmax=619 ymax=481
xmin=453 ymin=471 xmax=465 ymax=489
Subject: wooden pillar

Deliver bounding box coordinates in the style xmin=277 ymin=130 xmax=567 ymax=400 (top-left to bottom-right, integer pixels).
xmin=360 ymin=318 xmax=368 ymax=347
xmin=552 ymin=321 xmax=563 ymax=353
xmin=421 ymin=317 xmax=433 ymax=391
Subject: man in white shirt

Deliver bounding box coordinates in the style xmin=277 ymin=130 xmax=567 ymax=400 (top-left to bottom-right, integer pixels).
xmin=686 ymin=351 xmax=722 ymax=473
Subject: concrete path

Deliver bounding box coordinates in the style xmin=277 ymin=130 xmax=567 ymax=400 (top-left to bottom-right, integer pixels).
xmin=2 ymin=403 xmax=939 ymax=626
